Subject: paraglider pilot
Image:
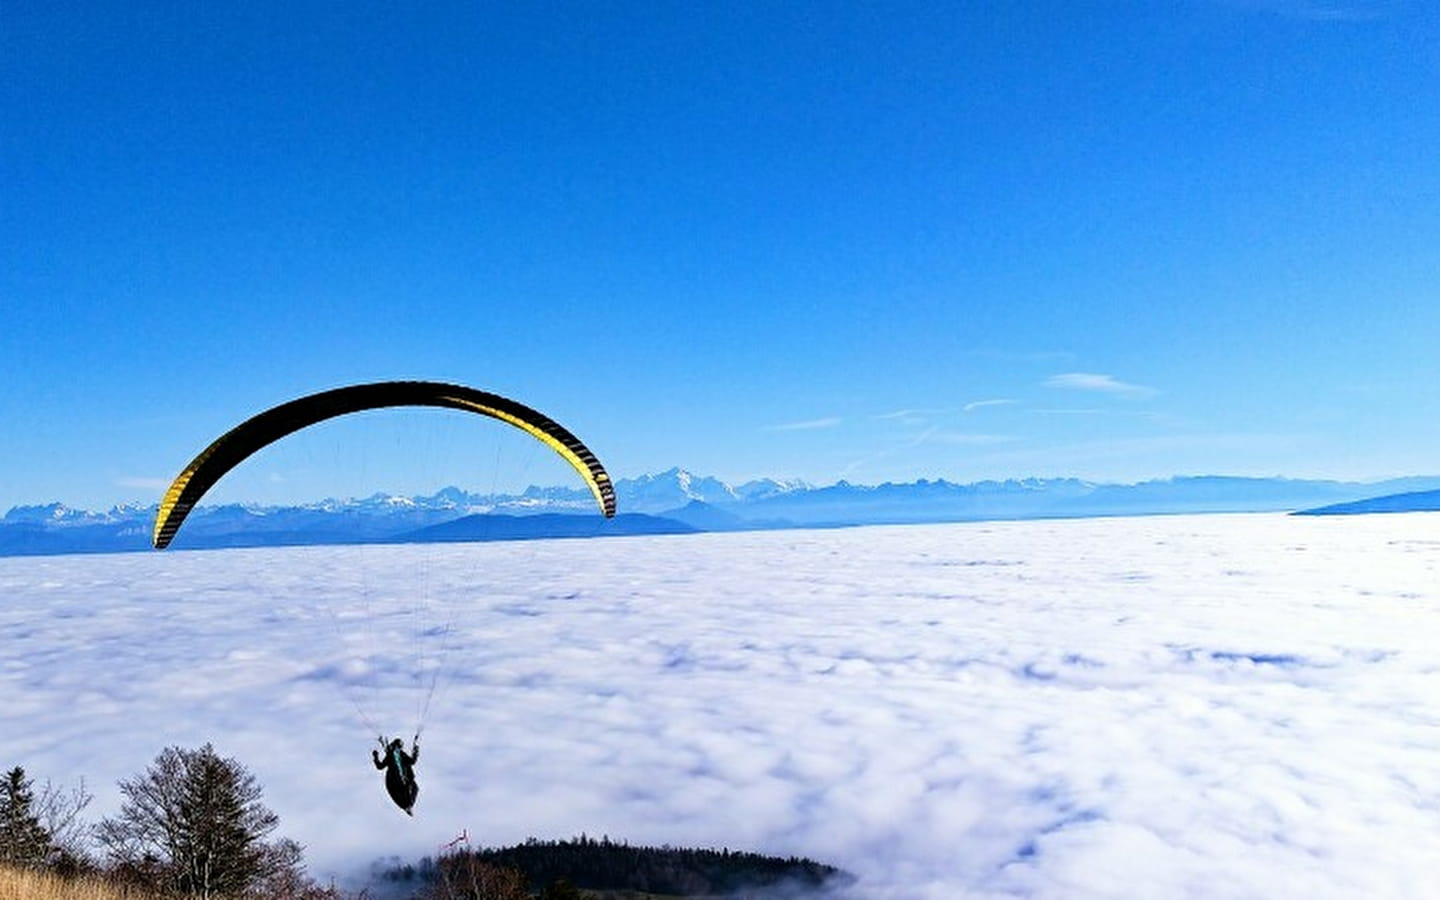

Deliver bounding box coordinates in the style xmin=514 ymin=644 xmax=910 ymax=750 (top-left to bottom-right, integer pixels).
xmin=373 ymin=735 xmax=420 ymax=815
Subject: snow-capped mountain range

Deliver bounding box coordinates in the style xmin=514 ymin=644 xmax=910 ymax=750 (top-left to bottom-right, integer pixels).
xmin=4 ymin=468 xmax=1439 ymax=556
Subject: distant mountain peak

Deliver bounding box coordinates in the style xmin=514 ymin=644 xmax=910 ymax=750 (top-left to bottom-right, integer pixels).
xmin=3 ymin=503 xmax=82 ymax=524
xmin=616 ymin=468 xmax=739 ymax=509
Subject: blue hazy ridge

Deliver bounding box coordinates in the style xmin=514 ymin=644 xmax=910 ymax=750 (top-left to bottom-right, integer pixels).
xmin=6 ymin=472 xmax=1440 ymax=557
xmin=1294 ymin=489 xmax=1440 ymax=517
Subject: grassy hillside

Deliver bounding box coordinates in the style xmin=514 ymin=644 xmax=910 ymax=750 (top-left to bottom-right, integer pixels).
xmin=0 ymin=866 xmax=159 ymax=900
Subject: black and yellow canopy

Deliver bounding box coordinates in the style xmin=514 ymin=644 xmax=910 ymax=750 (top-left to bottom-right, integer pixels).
xmin=153 ymin=380 xmax=615 ymax=549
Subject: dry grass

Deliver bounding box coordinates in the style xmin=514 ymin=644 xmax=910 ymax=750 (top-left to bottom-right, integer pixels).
xmin=0 ymin=866 xmax=160 ymax=900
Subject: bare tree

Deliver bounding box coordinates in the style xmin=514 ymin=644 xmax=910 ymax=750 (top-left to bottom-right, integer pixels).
xmin=96 ymin=743 xmax=317 ymax=899
xmin=34 ymin=774 xmax=93 ymax=870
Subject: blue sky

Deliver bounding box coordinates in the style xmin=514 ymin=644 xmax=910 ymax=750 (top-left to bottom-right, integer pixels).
xmin=4 ymin=0 xmax=1438 ymax=509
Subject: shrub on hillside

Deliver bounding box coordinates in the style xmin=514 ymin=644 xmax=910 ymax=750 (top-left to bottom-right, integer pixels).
xmin=420 ymin=852 xmax=528 ymax=900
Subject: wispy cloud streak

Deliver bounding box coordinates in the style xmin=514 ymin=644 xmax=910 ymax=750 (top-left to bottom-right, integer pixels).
xmin=1045 ymin=373 xmax=1158 ymax=398
xmin=876 ymin=409 xmax=941 ymax=424
xmin=116 ymin=477 xmax=170 ymax=491
xmin=963 ymin=399 xmax=1015 ymax=413
xmin=767 ymin=417 xmax=843 ymax=432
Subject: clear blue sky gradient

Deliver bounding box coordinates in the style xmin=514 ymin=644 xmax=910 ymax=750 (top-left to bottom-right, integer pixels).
xmin=4 ymin=1 xmax=1438 ymax=509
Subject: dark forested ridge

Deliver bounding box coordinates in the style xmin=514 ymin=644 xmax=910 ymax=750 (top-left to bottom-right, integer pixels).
xmin=379 ymin=835 xmax=854 ymax=897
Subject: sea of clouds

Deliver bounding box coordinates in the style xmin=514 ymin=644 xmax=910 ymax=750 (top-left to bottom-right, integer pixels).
xmin=3 ymin=512 xmax=1438 ymax=898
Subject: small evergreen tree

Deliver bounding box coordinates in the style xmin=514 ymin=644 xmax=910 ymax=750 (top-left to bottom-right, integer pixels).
xmin=0 ymin=766 xmax=52 ymax=868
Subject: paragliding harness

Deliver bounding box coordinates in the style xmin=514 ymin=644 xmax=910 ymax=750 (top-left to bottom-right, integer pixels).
xmin=374 ymin=734 xmax=420 ymax=816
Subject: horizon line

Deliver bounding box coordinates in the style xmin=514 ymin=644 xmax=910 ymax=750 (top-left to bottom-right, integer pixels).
xmin=8 ymin=470 xmax=1440 ymax=516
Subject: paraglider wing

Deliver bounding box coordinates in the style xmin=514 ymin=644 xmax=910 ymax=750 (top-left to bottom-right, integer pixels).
xmin=152 ymin=381 xmax=615 ymax=549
